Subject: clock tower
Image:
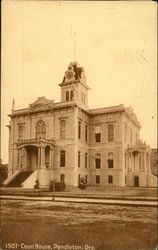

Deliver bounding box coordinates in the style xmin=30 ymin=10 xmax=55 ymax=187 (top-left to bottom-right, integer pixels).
xmin=59 ymin=62 xmax=90 ymax=110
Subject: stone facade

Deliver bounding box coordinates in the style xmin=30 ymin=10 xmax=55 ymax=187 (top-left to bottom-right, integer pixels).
xmin=7 ymin=62 xmax=157 ymax=188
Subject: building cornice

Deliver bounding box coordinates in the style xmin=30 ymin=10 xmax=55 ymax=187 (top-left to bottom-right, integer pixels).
xmin=89 ymin=104 xmax=125 ymax=115
xmin=8 ymin=99 xmax=141 ymax=129
xmin=8 ymin=101 xmax=78 ymax=117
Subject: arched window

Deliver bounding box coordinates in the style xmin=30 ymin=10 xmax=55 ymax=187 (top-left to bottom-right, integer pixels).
xmin=95 ymin=126 xmax=101 ymax=142
xmin=70 ymin=90 xmax=73 ymax=101
xmin=36 ymin=120 xmax=46 ymax=139
xmin=66 ymin=91 xmax=69 ymax=101
xmin=78 ymin=121 xmax=81 ymax=139
xmin=108 ymin=124 xmax=114 ymax=142
xmin=60 ymin=120 xmax=66 ymax=139
xmin=95 ymin=153 xmax=101 ymax=169
xmin=60 ymin=150 xmax=66 ymax=167
xmin=107 ymin=152 xmax=114 ymax=168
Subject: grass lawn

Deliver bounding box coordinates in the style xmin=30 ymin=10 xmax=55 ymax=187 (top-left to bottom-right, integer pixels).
xmin=1 ymin=200 xmax=157 ymax=250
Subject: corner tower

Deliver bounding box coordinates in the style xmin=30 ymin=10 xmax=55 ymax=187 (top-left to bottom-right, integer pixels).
xmin=59 ymin=62 xmax=90 ymax=110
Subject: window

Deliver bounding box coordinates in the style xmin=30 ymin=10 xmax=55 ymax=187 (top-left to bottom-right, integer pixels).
xmin=85 ymin=124 xmax=88 ymax=142
xmin=70 ymin=90 xmax=73 ymax=101
xmin=78 ymin=151 xmax=81 ymax=167
xmin=60 ymin=120 xmax=66 ymax=139
xmin=108 ymin=159 xmax=113 ymax=168
xmin=60 ymin=174 xmax=65 ymax=183
xmin=85 ymin=153 xmax=88 ymax=168
xmin=107 ymin=153 xmax=114 ymax=168
xmin=95 ymin=133 xmax=101 ymax=142
xmin=60 ymin=150 xmax=65 ymax=167
xmin=36 ymin=120 xmax=46 ymax=139
xmin=66 ymin=91 xmax=69 ymax=101
xmin=108 ymin=175 xmax=113 ymax=184
xmin=78 ymin=121 xmax=81 ymax=139
xmin=95 ymin=126 xmax=101 ymax=142
xmin=108 ymin=124 xmax=114 ymax=142
xmin=96 ymin=175 xmax=100 ymax=184
xmin=19 ymin=125 xmax=24 ymax=139
xmin=95 ymin=153 xmax=101 ymax=169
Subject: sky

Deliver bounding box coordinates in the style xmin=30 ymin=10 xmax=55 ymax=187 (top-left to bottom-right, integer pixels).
xmin=1 ymin=1 xmax=157 ymax=163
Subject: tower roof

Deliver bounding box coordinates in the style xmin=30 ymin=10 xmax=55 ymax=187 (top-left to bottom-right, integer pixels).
xmin=59 ymin=62 xmax=90 ymax=90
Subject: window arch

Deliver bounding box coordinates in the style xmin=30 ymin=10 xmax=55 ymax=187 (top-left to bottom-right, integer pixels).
xmin=108 ymin=124 xmax=114 ymax=142
xmin=107 ymin=152 xmax=114 ymax=168
xmin=36 ymin=120 xmax=46 ymax=139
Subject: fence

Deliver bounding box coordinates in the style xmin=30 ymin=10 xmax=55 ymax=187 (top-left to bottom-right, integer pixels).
xmin=65 ymin=185 xmax=157 ymax=197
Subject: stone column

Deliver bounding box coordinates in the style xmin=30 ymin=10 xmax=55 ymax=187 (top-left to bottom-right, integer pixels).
xmin=128 ymin=154 xmax=131 ymax=171
xmin=136 ymin=154 xmax=139 ymax=171
xmin=51 ymin=149 xmax=53 ymax=167
xmin=143 ymin=152 xmax=146 ymax=172
xmin=24 ymin=147 xmax=27 ymax=170
xmin=40 ymin=146 xmax=45 ymax=167
xmin=125 ymin=154 xmax=127 ymax=170
xmin=38 ymin=147 xmax=41 ymax=166
xmin=137 ymin=154 xmax=139 ymax=171
xmin=130 ymin=153 xmax=133 ymax=171
xmin=133 ymin=154 xmax=136 ymax=171
xmin=141 ymin=152 xmax=144 ymax=170
xmin=146 ymin=152 xmax=151 ymax=173
xmin=49 ymin=148 xmax=51 ymax=167
xmin=139 ymin=152 xmax=142 ymax=172
xmin=148 ymin=153 xmax=151 ymax=173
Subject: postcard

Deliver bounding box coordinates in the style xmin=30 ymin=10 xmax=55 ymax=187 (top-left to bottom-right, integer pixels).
xmin=1 ymin=1 xmax=157 ymax=250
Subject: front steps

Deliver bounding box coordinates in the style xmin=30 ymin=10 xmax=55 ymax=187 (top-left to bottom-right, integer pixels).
xmin=6 ymin=171 xmax=33 ymax=187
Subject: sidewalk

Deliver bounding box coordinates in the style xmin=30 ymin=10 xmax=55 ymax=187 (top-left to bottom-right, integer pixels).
xmin=0 ymin=187 xmax=157 ymax=201
xmin=1 ymin=194 xmax=157 ymax=207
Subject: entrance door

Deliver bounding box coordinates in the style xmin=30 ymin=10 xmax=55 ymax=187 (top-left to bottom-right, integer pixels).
xmin=134 ymin=176 xmax=139 ymax=187
xmin=25 ymin=146 xmax=38 ymax=171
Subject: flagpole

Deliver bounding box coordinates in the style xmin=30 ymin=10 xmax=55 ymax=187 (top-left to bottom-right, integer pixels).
xmin=74 ymin=32 xmax=76 ymax=62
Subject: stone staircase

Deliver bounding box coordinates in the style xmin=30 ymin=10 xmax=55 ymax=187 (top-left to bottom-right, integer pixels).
xmin=6 ymin=171 xmax=33 ymax=187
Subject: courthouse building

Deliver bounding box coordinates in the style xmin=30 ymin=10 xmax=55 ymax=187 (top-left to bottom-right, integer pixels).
xmin=6 ymin=62 xmax=157 ymax=188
